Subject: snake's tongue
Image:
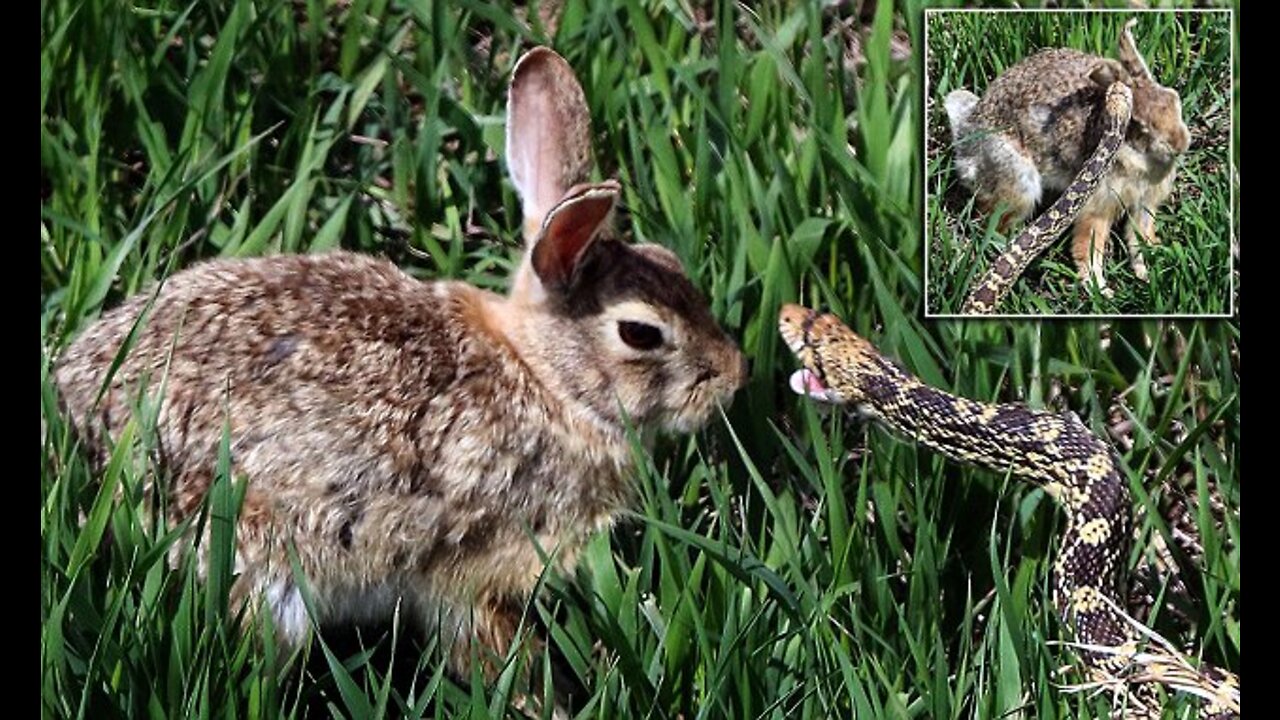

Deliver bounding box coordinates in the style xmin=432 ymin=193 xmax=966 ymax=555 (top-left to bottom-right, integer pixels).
xmin=789 ymin=369 xmax=840 ymax=404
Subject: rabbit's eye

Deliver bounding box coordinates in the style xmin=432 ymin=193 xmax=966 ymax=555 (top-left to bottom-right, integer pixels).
xmin=618 ymin=321 xmax=664 ymax=350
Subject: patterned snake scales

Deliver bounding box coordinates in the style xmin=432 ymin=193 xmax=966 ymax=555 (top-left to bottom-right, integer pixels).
xmin=962 ymin=82 xmax=1133 ymax=314
xmin=779 ymin=305 xmax=1239 ymax=717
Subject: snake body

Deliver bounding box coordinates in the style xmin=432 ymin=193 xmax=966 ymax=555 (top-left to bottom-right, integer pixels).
xmin=962 ymin=81 xmax=1134 ymax=314
xmin=779 ymin=305 xmax=1239 ymax=718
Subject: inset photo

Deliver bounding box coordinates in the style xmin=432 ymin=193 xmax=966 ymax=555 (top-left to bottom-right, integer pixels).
xmin=925 ymin=10 xmax=1234 ymax=317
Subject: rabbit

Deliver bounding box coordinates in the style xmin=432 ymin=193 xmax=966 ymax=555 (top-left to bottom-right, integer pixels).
xmin=53 ymin=46 xmax=749 ymax=683
xmin=944 ymin=18 xmax=1191 ymax=295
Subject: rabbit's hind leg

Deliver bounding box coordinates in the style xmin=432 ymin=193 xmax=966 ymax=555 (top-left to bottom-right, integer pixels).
xmin=442 ymin=591 xmax=566 ymax=718
xmin=444 ymin=590 xmax=541 ymax=680
xmin=166 ymin=467 xmax=313 ymax=650
xmin=974 ymin=136 xmax=1041 ymax=235
xmin=252 ymin=572 xmax=312 ymax=649
xmin=230 ymin=540 xmax=316 ymax=655
xmin=469 ymin=591 xmax=527 ymax=672
xmin=223 ymin=492 xmax=332 ymax=655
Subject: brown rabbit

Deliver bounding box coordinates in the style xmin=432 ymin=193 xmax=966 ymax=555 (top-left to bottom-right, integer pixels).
xmin=54 ymin=46 xmax=748 ymax=680
xmin=945 ymin=18 xmax=1191 ymax=297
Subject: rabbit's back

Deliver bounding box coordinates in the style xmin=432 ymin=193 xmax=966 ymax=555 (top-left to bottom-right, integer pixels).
xmin=57 ymin=252 xmax=475 ymax=481
xmin=974 ymin=49 xmax=1109 ymax=120
xmin=971 ymin=49 xmax=1122 ymax=190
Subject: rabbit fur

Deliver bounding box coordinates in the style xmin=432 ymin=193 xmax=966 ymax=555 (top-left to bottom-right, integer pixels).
xmin=54 ymin=46 xmax=749 ymax=678
xmin=944 ymin=19 xmax=1191 ymax=293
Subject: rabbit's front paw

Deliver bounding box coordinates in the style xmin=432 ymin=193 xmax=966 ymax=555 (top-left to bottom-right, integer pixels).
xmin=1132 ymin=256 xmax=1150 ymax=282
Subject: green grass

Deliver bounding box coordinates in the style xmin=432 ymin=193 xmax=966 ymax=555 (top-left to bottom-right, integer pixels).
xmin=924 ymin=10 xmax=1235 ymax=316
xmin=41 ymin=1 xmax=1239 ymax=718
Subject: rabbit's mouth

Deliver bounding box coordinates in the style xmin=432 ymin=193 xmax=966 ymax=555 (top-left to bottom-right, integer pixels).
xmin=1144 ymin=141 xmax=1181 ymax=170
xmin=1129 ymin=126 xmax=1188 ymax=173
xmin=664 ymin=378 xmax=739 ymax=434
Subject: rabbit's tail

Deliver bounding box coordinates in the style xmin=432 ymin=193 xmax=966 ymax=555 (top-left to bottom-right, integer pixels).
xmin=943 ymin=89 xmax=979 ymax=140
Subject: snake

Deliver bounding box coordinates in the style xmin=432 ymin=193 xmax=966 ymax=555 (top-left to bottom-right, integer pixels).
xmin=778 ymin=304 xmax=1239 ymax=718
xmin=962 ymin=81 xmax=1134 ymax=314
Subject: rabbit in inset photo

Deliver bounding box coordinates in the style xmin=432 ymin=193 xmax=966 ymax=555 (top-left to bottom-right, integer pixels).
xmin=925 ymin=12 xmax=1231 ymax=316
xmin=54 ymin=45 xmax=748 ymax=684
xmin=948 ymin=18 xmax=1189 ymax=298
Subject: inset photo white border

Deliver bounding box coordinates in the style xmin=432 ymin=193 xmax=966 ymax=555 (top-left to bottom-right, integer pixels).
xmin=923 ymin=8 xmax=1235 ymax=318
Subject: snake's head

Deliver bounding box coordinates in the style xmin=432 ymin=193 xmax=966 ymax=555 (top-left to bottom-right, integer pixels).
xmin=778 ymin=304 xmax=873 ymax=406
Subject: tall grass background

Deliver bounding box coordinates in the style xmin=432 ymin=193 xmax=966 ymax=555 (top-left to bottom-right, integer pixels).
xmin=41 ymin=1 xmax=1240 ymax=718
xmin=925 ymin=10 xmax=1234 ymax=316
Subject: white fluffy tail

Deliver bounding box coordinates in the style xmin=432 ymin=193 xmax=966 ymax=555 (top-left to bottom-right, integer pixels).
xmin=944 ymin=89 xmax=982 ymax=186
xmin=943 ymin=89 xmax=979 ymax=139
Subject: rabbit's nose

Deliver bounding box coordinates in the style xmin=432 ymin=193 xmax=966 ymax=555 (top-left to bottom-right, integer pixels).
xmin=1175 ymin=127 xmax=1191 ymax=154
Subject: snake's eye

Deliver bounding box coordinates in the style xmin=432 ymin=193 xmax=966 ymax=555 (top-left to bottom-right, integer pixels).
xmin=618 ymin=321 xmax=664 ymax=350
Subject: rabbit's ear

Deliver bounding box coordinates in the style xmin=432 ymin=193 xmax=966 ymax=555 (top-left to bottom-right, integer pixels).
xmin=507 ymin=47 xmax=595 ymax=246
xmin=1117 ymin=19 xmax=1154 ymax=84
xmin=531 ymin=181 xmax=619 ymax=292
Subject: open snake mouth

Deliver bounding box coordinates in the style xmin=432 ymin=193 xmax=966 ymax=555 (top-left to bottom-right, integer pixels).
xmin=788 ymin=368 xmax=840 ymax=403
xmin=778 ymin=304 xmax=842 ymax=404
